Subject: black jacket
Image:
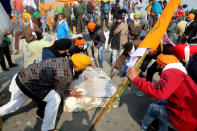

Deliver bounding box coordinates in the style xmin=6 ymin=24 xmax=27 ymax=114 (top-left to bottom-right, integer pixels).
xmin=108 ymin=22 xmax=121 ymax=50
xmin=187 ymin=22 xmax=197 ymax=44
xmin=111 ymin=4 xmax=121 ymax=18
xmin=187 ymin=53 xmax=197 ymax=84
xmin=88 ymin=25 xmax=106 ymax=48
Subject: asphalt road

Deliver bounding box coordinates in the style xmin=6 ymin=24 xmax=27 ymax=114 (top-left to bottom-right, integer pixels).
xmin=0 ymin=40 xmax=157 ymax=131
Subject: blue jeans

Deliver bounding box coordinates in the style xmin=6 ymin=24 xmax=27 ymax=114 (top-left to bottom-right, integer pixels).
xmin=122 ymin=56 xmax=130 ymax=77
xmin=100 ymin=13 xmax=108 ymax=30
xmin=41 ymin=16 xmax=47 ymax=33
xmin=141 ymin=103 xmax=176 ymax=131
xmin=87 ymin=13 xmax=95 ymax=23
xmin=14 ymin=10 xmax=22 ymax=25
xmin=93 ymin=43 xmax=105 ymax=68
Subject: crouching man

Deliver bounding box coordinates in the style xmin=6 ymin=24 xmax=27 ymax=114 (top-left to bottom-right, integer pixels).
xmin=0 ymin=54 xmax=91 ymax=131
xmin=127 ymin=54 xmax=197 ymax=131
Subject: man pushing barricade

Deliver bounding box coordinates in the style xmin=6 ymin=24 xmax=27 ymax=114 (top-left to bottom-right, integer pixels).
xmin=0 ymin=54 xmax=91 ymax=131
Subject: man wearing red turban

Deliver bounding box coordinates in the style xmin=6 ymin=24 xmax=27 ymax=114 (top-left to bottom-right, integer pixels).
xmin=172 ymin=44 xmax=197 ymax=83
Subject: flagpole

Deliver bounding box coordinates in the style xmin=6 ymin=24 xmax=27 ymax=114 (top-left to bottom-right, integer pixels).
xmin=89 ymin=49 xmax=149 ymax=131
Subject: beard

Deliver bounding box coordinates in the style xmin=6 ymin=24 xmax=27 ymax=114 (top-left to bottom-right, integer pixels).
xmin=134 ymin=19 xmax=141 ymax=27
xmin=73 ymin=70 xmax=83 ymax=80
xmin=24 ymin=21 xmax=30 ymax=28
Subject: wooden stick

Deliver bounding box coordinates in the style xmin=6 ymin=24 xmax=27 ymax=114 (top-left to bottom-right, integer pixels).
xmin=89 ymin=77 xmax=129 ymax=131
xmin=108 ymin=49 xmax=149 ymax=111
xmin=89 ymin=49 xmax=149 ymax=131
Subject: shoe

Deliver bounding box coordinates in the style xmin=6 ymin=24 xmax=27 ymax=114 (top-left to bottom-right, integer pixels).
xmin=0 ymin=94 xmax=6 ymax=99
xmin=9 ymin=63 xmax=18 ymax=68
xmin=2 ymin=68 xmax=9 ymax=71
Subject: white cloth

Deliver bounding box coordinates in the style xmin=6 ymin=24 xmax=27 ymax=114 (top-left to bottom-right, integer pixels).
xmin=42 ymin=90 xmax=61 ymax=131
xmin=0 ymin=74 xmax=29 ymax=116
xmin=163 ymin=63 xmax=188 ymax=74
xmin=0 ymin=74 xmax=61 ymax=131
xmin=23 ymin=0 xmax=37 ymax=10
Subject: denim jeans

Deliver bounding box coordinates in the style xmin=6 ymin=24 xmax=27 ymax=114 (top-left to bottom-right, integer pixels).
xmin=141 ymin=103 xmax=176 ymax=131
xmin=41 ymin=16 xmax=47 ymax=33
xmin=100 ymin=13 xmax=108 ymax=30
xmin=87 ymin=13 xmax=95 ymax=23
xmin=112 ymin=49 xmax=123 ymax=66
xmin=93 ymin=43 xmax=105 ymax=68
xmin=15 ymin=11 xmax=22 ymax=25
xmin=122 ymin=56 xmax=130 ymax=77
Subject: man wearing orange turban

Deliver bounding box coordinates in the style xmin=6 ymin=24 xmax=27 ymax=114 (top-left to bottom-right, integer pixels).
xmin=126 ymin=53 xmax=197 ymax=131
xmin=69 ymin=37 xmax=86 ymax=55
xmin=88 ymin=22 xmax=106 ymax=68
xmin=184 ymin=13 xmax=196 ymax=41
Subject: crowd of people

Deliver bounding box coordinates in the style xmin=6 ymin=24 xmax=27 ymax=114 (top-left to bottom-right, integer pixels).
xmin=0 ymin=0 xmax=197 ymax=131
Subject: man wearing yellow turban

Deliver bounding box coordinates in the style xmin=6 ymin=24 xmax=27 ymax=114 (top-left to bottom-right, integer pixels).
xmin=23 ymin=12 xmax=31 ymax=19
xmin=0 ymin=54 xmax=91 ymax=131
xmin=126 ymin=54 xmax=197 ymax=131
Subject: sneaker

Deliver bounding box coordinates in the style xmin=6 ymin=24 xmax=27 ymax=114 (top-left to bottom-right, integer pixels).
xmin=9 ymin=63 xmax=18 ymax=68
xmin=140 ymin=121 xmax=148 ymax=131
xmin=135 ymin=91 xmax=145 ymax=97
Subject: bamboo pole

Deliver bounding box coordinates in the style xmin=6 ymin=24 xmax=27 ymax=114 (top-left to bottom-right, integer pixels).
xmin=89 ymin=49 xmax=149 ymax=131
xmin=108 ymin=49 xmax=149 ymax=111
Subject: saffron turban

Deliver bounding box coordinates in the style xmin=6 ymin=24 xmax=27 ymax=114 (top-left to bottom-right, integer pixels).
xmin=88 ymin=22 xmax=96 ymax=30
xmin=75 ymin=38 xmax=85 ymax=46
xmin=71 ymin=54 xmax=91 ymax=70
xmin=23 ymin=13 xmax=31 ymax=19
xmin=188 ymin=13 xmax=195 ymax=20
xmin=157 ymin=54 xmax=179 ymax=67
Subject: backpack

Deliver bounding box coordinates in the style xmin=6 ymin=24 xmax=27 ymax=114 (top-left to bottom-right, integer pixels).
xmin=104 ymin=3 xmax=109 ymax=13
xmin=87 ymin=1 xmax=94 ymax=13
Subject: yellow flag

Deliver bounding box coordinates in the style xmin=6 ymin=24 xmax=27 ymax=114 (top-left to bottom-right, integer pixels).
xmin=138 ymin=0 xmax=182 ymax=49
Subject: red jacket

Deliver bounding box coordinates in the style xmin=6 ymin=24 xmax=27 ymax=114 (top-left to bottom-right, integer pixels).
xmin=176 ymin=8 xmax=184 ymax=18
xmin=133 ymin=63 xmax=197 ymax=131
xmin=13 ymin=0 xmax=23 ymax=12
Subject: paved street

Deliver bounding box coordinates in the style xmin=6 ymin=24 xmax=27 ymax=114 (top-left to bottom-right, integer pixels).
xmin=0 ymin=42 xmax=157 ymax=131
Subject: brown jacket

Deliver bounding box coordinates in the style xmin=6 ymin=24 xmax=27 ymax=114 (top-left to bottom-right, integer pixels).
xmin=114 ymin=50 xmax=128 ymax=69
xmin=113 ymin=22 xmax=128 ymax=50
xmin=22 ymin=24 xmax=42 ymax=43
xmin=128 ymin=20 xmax=145 ymax=40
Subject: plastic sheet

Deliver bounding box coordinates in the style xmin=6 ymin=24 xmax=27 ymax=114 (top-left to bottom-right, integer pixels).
xmin=64 ymin=67 xmax=117 ymax=112
xmin=70 ymin=67 xmax=116 ymax=97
